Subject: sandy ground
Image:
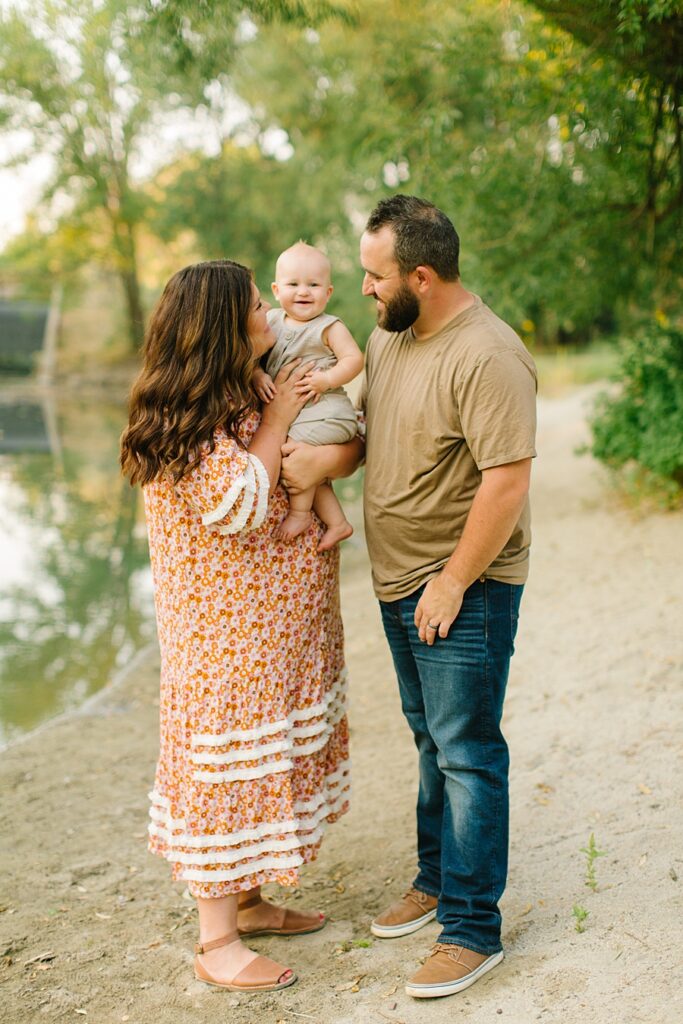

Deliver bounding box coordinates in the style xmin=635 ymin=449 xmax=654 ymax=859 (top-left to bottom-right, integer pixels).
xmin=1 ymin=385 xmax=682 ymax=1024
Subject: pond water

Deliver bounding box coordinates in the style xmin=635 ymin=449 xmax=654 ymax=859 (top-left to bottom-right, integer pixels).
xmin=0 ymin=384 xmax=364 ymax=748
xmin=0 ymin=386 xmax=154 ymax=747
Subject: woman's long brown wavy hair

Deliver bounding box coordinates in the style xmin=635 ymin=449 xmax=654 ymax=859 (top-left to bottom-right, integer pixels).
xmin=120 ymin=260 xmax=256 ymax=486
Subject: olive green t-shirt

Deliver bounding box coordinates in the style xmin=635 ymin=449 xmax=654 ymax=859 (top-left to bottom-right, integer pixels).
xmin=360 ymin=295 xmax=537 ymax=602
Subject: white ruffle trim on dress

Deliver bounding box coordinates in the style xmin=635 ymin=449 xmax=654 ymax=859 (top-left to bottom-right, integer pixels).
xmin=201 ymin=452 xmax=269 ymax=534
xmin=148 ymin=760 xmax=351 ymax=881
xmin=191 ymin=668 xmax=348 ymax=747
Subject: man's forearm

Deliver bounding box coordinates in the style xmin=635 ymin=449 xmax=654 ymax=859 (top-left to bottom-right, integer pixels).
xmin=414 ymin=459 xmax=532 ymax=644
xmin=440 ymin=468 xmax=532 ymax=585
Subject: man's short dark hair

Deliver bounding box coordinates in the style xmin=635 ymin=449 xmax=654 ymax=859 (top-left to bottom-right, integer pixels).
xmin=365 ymin=194 xmax=460 ymax=281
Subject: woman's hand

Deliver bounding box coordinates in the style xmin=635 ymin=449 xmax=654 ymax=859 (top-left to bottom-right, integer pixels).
xmin=260 ymin=359 xmax=315 ymax=433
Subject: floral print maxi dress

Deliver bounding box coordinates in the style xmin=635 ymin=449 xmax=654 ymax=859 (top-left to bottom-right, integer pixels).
xmin=144 ymin=412 xmax=350 ymax=898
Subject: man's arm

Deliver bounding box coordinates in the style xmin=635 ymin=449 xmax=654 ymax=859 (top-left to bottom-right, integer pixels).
xmin=414 ymin=458 xmax=532 ymax=645
xmin=279 ymin=437 xmax=365 ymax=493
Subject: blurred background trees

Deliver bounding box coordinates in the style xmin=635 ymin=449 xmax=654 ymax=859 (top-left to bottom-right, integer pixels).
xmin=1 ymin=0 xmax=681 ymax=485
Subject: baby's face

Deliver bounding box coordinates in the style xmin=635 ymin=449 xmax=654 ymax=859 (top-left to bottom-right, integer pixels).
xmin=272 ymin=250 xmax=333 ymax=322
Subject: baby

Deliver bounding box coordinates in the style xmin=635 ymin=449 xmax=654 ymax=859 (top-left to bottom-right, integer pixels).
xmin=254 ymin=242 xmax=364 ymax=551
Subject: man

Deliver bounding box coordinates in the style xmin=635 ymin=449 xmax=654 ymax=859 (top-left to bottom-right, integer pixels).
xmin=359 ymin=194 xmax=537 ymax=999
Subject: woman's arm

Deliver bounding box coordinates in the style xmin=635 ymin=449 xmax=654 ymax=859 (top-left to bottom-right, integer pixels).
xmin=279 ymin=437 xmax=365 ymax=494
xmin=248 ymin=360 xmax=315 ymax=494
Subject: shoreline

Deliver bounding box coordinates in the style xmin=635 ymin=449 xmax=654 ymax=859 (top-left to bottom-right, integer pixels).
xmin=1 ymin=385 xmax=681 ymax=1024
xmin=0 ymin=641 xmax=158 ymax=756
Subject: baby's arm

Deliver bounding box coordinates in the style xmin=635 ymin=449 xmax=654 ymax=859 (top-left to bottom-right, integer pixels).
xmin=253 ymin=365 xmax=277 ymax=402
xmin=307 ymin=321 xmax=364 ymax=395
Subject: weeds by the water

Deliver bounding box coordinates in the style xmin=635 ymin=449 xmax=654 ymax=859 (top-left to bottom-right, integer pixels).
xmin=582 ymin=833 xmax=606 ymax=892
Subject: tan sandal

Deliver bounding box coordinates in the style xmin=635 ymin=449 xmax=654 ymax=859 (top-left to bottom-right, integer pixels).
xmin=194 ymin=932 xmax=297 ymax=992
xmin=237 ymin=893 xmax=327 ymax=938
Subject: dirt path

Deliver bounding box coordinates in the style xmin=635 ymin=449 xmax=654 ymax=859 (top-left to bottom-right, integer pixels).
xmin=1 ymin=386 xmax=682 ymax=1024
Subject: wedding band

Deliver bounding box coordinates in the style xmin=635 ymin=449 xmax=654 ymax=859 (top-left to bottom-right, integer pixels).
xmin=427 ymin=622 xmax=438 ymax=630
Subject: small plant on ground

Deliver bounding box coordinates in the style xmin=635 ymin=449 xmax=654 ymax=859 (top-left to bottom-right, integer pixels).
xmin=581 ymin=832 xmax=606 ymax=892
xmin=572 ymin=904 xmax=589 ymax=933
xmin=571 ymin=832 xmax=606 ymax=933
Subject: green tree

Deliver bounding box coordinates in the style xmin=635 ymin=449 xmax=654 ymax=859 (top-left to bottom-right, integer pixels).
xmin=527 ymin=1 xmax=683 ymax=270
xmin=147 ymin=0 xmax=357 ymax=76
xmin=527 ymin=1 xmax=683 ymax=83
xmin=148 ymin=138 xmax=375 ymax=341
xmin=218 ymin=0 xmax=681 ymax=341
xmin=0 ymin=0 xmax=206 ymax=349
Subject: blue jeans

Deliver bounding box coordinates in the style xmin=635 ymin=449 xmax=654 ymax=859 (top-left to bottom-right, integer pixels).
xmin=379 ymin=578 xmax=523 ymax=955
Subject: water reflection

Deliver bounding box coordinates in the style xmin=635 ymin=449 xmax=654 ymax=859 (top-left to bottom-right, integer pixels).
xmin=0 ymin=388 xmax=155 ymax=747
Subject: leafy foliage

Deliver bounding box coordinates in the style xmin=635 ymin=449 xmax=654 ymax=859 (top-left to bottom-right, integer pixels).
xmin=1 ymin=0 xmax=681 ymax=359
xmin=590 ymin=321 xmax=683 ymax=488
xmin=526 ymin=1 xmax=683 ymax=268
xmin=526 ymin=1 xmax=683 ymax=83
xmin=146 ymin=0 xmax=357 ymax=75
xmin=0 ymin=0 xmax=207 ymax=348
xmin=221 ymin=0 xmax=681 ymax=341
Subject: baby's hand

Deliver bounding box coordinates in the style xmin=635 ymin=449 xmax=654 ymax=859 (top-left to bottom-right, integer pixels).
xmin=253 ymin=368 xmax=277 ymax=403
xmin=305 ymin=369 xmax=331 ymax=396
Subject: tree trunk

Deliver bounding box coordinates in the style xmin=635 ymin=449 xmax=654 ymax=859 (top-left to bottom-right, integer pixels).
xmin=112 ymin=218 xmax=145 ymax=352
xmin=120 ymin=263 xmax=145 ymax=352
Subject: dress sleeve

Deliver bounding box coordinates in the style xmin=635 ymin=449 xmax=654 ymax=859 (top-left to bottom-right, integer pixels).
xmin=174 ymin=433 xmax=271 ymax=534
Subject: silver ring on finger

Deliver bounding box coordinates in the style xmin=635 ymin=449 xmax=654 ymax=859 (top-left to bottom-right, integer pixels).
xmin=427 ymin=622 xmax=438 ymax=630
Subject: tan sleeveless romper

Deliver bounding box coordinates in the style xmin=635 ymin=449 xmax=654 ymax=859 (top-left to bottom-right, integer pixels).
xmin=265 ymin=309 xmax=358 ymax=445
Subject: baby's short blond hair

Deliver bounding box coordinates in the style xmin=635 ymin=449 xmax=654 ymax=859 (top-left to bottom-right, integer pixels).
xmin=275 ymin=241 xmax=331 ymax=282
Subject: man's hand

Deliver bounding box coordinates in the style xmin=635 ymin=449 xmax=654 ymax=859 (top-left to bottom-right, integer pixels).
xmin=414 ymin=571 xmax=466 ymax=645
xmin=280 ymin=441 xmax=323 ymax=494
xmin=281 ymin=436 xmax=365 ymax=493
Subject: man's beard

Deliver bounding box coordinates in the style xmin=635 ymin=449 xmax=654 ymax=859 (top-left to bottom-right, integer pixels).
xmin=378 ymin=282 xmax=420 ymax=332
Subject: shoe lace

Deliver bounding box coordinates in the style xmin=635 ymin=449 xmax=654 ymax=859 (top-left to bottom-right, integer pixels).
xmin=402 ymin=887 xmax=431 ymax=908
xmin=431 ymin=942 xmax=463 ymax=961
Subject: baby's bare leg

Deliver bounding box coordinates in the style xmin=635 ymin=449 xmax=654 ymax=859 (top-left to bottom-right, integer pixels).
xmin=274 ymin=484 xmax=316 ymax=541
xmin=314 ymin=482 xmax=353 ymax=552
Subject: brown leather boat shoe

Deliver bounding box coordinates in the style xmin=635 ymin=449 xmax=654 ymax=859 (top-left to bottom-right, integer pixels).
xmin=405 ymin=942 xmax=503 ymax=998
xmin=371 ymin=886 xmax=438 ymax=938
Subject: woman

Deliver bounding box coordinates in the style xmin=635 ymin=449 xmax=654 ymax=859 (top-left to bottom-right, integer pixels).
xmin=120 ymin=260 xmax=352 ymax=992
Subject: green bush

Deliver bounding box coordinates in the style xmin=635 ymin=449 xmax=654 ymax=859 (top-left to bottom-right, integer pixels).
xmin=590 ymin=322 xmax=683 ymax=493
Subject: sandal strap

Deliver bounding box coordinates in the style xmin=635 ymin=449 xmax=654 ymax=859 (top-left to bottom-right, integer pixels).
xmin=232 ymin=954 xmax=292 ymax=988
xmin=237 ymin=893 xmax=263 ymax=911
xmin=194 ymin=931 xmax=239 ymax=955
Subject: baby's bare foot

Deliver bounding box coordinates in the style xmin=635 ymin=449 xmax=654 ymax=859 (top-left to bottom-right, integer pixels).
xmin=317 ymin=519 xmax=353 ymax=552
xmin=274 ymin=510 xmax=313 ymax=541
